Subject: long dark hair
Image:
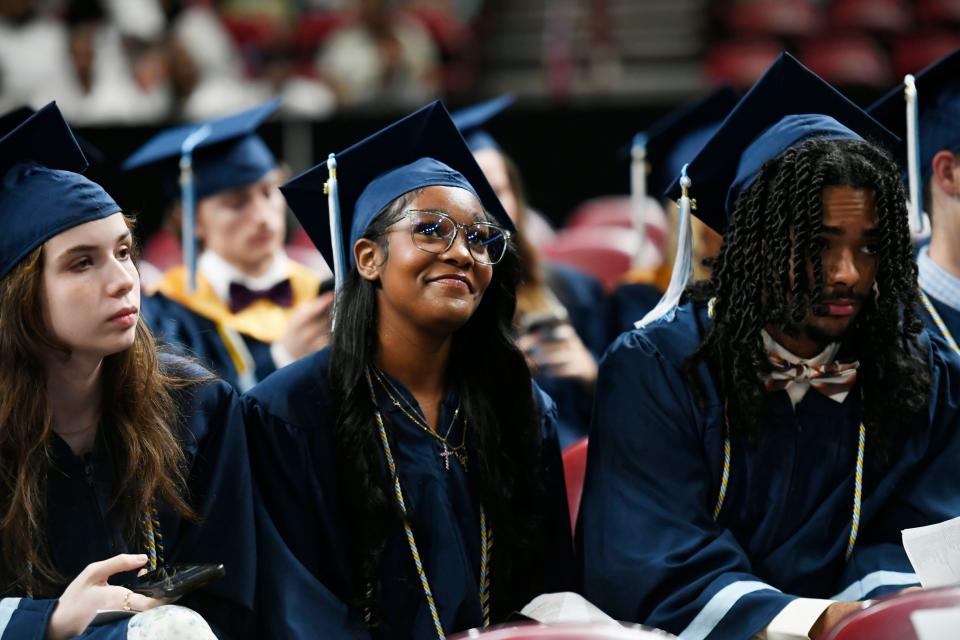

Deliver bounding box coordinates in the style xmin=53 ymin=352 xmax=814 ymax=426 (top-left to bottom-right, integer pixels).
xmin=685 ymin=138 xmax=930 ymax=463
xmin=328 ymin=190 xmax=549 ymax=623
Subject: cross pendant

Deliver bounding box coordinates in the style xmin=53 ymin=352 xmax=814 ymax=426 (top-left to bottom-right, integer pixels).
xmin=440 ymin=443 xmax=455 ymax=471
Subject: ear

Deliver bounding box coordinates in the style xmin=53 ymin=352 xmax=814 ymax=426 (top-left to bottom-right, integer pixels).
xmin=354 ymin=238 xmax=384 ymax=282
xmin=931 ymin=151 xmax=960 ymax=198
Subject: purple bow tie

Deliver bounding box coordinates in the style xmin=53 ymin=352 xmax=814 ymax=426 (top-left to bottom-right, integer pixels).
xmin=228 ymin=279 xmax=293 ymax=313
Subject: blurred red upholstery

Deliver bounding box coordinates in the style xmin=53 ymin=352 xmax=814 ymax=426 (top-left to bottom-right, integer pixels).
xmin=726 ymin=0 xmax=821 ymax=36
xmin=829 ymin=0 xmax=912 ymax=32
xmin=823 ymin=586 xmax=960 ymax=640
xmin=541 ymin=227 xmax=636 ymax=291
xmin=800 ymin=36 xmax=892 ymax=88
xmin=917 ymin=0 xmax=960 ymax=24
xmin=562 ymin=438 xmax=588 ymax=532
xmin=705 ymin=39 xmax=783 ymax=88
xmin=891 ymin=33 xmax=960 ymax=77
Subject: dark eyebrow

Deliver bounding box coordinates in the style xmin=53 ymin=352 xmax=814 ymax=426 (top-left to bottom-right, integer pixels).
xmin=58 ymin=231 xmax=131 ymax=261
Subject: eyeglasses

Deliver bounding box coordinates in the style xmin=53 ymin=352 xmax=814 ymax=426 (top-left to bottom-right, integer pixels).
xmin=396 ymin=209 xmax=512 ymax=265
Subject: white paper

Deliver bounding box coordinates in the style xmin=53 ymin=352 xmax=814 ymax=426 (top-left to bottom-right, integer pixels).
xmin=521 ymin=592 xmax=619 ymax=625
xmin=903 ymin=516 xmax=960 ymax=588
xmin=910 ymin=608 xmax=960 ymax=640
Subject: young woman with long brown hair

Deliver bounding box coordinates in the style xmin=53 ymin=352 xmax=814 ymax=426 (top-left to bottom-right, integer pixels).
xmin=0 ymin=105 xmax=255 ymax=639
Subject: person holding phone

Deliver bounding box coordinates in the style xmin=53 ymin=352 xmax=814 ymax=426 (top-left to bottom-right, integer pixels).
xmin=243 ymin=101 xmax=574 ymax=639
xmin=0 ymin=105 xmax=256 ymax=639
xmin=124 ymin=100 xmax=333 ymax=392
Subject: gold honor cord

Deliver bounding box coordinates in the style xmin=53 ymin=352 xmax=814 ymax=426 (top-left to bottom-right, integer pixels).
xmin=363 ymin=369 xmax=491 ymax=639
xmin=707 ymin=299 xmax=865 ymax=559
xmin=920 ymin=290 xmax=960 ymax=355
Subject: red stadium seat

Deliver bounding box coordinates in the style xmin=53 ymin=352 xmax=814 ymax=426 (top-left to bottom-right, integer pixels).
xmin=706 ymin=40 xmax=783 ymax=89
xmin=541 ymin=227 xmax=636 ymax=291
xmin=891 ymin=33 xmax=960 ymax=78
xmin=829 ymin=0 xmax=912 ymax=33
xmin=917 ymin=0 xmax=960 ymax=24
xmin=823 ymin=587 xmax=960 ymax=640
xmin=726 ymin=0 xmax=822 ymax=37
xmin=565 ymin=196 xmax=668 ymax=254
xmin=450 ymin=622 xmax=677 ymax=639
xmin=142 ymin=230 xmax=182 ymax=273
xmin=562 ymin=438 xmax=588 ymax=532
xmin=799 ymin=36 xmax=893 ymax=88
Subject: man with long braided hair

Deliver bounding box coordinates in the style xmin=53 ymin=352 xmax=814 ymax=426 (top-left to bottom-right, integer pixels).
xmin=580 ymin=54 xmax=960 ymax=640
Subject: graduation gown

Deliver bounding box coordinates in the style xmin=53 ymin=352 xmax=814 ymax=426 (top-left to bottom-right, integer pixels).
xmin=919 ymin=289 xmax=960 ymax=352
xmin=243 ymin=347 xmax=573 ymax=639
xmin=605 ymin=282 xmax=662 ymax=343
xmin=0 ymin=357 xmax=257 ymax=640
xmin=539 ymin=263 xmax=609 ymax=447
xmin=142 ymin=261 xmax=321 ymax=391
xmin=580 ymin=302 xmax=960 ymax=640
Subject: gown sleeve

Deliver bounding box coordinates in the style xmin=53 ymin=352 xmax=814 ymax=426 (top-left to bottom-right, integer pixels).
xmin=836 ymin=333 xmax=960 ymax=600
xmin=579 ymin=332 xmax=795 ymax=640
xmin=242 ymin=391 xmax=370 ymax=640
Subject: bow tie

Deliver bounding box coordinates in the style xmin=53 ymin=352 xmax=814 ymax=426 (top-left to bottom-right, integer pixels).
xmin=763 ymin=353 xmax=859 ymax=403
xmin=228 ymin=279 xmax=293 ymax=313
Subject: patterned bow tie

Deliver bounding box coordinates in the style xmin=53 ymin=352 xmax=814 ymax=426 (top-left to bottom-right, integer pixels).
xmin=763 ymin=353 xmax=860 ymax=403
xmin=228 ymin=279 xmax=293 ymax=313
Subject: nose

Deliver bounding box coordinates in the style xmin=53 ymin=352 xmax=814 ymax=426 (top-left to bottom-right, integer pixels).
xmin=824 ymin=246 xmax=860 ymax=289
xmin=440 ymin=226 xmax=475 ymax=267
xmin=106 ymin=256 xmax=137 ymax=298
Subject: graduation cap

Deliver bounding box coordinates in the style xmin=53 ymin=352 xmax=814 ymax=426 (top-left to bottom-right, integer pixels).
xmin=450 ymin=95 xmax=515 ymax=152
xmin=869 ymin=47 xmax=960 ymax=228
xmin=640 ymin=54 xmax=898 ymax=329
xmin=281 ymin=100 xmax=514 ymax=287
xmin=123 ymin=98 xmax=281 ymax=200
xmin=122 ymin=99 xmax=281 ymax=291
xmin=665 ymin=53 xmax=899 ymax=234
xmin=0 ymin=102 xmax=120 ymax=279
xmin=645 ymin=87 xmax=739 ymax=198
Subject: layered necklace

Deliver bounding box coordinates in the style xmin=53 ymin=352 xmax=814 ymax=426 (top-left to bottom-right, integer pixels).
xmin=371 ymin=367 xmax=469 ymax=471
xmin=364 ymin=368 xmax=491 ymax=639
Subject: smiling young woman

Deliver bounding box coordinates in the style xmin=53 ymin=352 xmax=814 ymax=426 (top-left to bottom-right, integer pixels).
xmin=0 ymin=105 xmax=256 ymax=640
xmin=243 ymin=102 xmax=574 ymax=639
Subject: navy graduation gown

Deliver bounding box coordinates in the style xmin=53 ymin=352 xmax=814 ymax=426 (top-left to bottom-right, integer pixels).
xmin=605 ymin=282 xmax=662 ymax=343
xmin=539 ymin=263 xmax=609 ymax=447
xmin=580 ymin=302 xmax=960 ymax=640
xmin=244 ymin=347 xmax=574 ymax=639
xmin=142 ymin=293 xmax=276 ymax=391
xmin=919 ymin=289 xmax=960 ymax=350
xmin=0 ymin=357 xmax=257 ymax=640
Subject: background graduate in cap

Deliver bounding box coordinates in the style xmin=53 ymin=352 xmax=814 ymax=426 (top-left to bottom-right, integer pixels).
xmin=606 ymin=86 xmax=739 ymax=340
xmin=124 ymin=99 xmax=332 ymax=392
xmin=870 ymin=48 xmax=960 ymax=355
xmin=453 ymin=95 xmax=604 ymax=448
xmin=0 ymin=104 xmax=256 ymax=639
xmin=580 ymin=53 xmax=960 ymax=640
xmin=244 ymin=100 xmax=573 ymax=639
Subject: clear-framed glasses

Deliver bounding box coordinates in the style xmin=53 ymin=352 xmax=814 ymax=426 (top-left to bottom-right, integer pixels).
xmin=398 ymin=209 xmax=512 ymax=265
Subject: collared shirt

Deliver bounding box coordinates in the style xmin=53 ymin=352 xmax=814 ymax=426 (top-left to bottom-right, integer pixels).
xmin=761 ymin=329 xmax=841 ymax=407
xmin=197 ymin=250 xmax=295 ymax=368
xmin=918 ymin=246 xmax=960 ymax=312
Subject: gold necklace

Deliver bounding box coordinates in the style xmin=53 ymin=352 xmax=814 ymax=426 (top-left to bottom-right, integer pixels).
xmin=372 ymin=369 xmax=468 ymax=471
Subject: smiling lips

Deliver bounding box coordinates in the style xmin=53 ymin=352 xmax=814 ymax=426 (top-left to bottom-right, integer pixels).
xmin=825 ymin=299 xmax=857 ymax=317
xmin=428 ymin=273 xmax=475 ymax=293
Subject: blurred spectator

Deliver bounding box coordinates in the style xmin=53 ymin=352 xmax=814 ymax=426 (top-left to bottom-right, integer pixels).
xmin=315 ymin=0 xmax=439 ymax=107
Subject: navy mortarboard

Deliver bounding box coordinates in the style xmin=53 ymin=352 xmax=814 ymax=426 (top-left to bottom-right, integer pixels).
xmin=281 ymin=100 xmax=514 ymax=282
xmin=0 ymin=102 xmax=119 ymax=279
xmin=665 ymin=52 xmax=899 ymax=234
xmin=450 ymin=94 xmax=515 ymax=152
xmin=644 ymin=86 xmax=738 ymax=198
xmin=869 ymin=47 xmax=960 ymax=188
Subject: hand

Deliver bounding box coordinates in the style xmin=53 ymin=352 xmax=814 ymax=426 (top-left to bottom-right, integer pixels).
xmin=517 ymin=323 xmax=598 ymax=387
xmin=808 ymin=601 xmax=864 ymax=640
xmin=46 ymin=554 xmax=165 ymax=640
xmin=277 ymin=292 xmax=334 ymax=361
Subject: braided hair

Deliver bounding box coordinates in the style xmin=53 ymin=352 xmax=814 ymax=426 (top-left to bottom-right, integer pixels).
xmin=685 ymin=137 xmax=930 ymax=462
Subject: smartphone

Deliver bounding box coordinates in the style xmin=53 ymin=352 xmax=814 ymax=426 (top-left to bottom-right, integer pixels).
xmin=125 ymin=563 xmax=225 ymax=600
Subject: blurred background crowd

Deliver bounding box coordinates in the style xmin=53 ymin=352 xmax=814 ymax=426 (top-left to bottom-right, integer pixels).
xmin=2 ymin=0 xmax=959 ymax=282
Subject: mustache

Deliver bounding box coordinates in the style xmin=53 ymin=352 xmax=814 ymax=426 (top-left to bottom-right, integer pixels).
xmin=811 ymin=288 xmax=868 ymax=315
